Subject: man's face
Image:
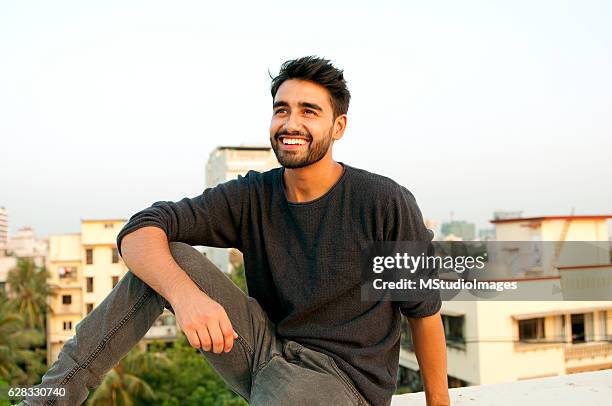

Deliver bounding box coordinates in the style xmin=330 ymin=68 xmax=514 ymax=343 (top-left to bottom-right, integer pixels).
xmin=269 ymin=79 xmax=337 ymax=169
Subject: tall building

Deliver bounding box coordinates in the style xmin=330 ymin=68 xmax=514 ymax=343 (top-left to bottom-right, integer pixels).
xmin=203 ymin=145 xmax=279 ymax=272
xmin=46 ymin=219 xmax=177 ymax=365
xmin=6 ymin=226 xmax=48 ymax=267
xmin=206 ymin=145 xmax=279 ymax=188
xmin=0 ymin=206 xmax=7 ymax=254
xmin=399 ymin=214 xmax=612 ymax=390
xmin=46 ymin=233 xmax=82 ymax=365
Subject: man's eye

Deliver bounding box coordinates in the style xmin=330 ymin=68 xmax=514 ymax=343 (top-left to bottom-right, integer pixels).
xmin=275 ymin=109 xmax=287 ymax=114
xmin=304 ymin=109 xmax=315 ymax=115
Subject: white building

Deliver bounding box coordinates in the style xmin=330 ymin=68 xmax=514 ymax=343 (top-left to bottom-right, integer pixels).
xmin=0 ymin=206 xmax=8 ymax=254
xmin=400 ymin=215 xmax=612 ymax=390
xmin=6 ymin=226 xmax=48 ymax=267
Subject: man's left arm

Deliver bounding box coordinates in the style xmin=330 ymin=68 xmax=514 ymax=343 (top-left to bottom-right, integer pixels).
xmin=408 ymin=312 xmax=450 ymax=406
xmin=384 ymin=184 xmax=450 ymax=404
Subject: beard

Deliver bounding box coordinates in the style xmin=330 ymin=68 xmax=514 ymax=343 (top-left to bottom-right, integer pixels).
xmin=271 ymin=127 xmax=334 ymax=169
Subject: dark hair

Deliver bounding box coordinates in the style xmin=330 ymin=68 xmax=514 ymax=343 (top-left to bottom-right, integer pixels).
xmin=270 ymin=56 xmax=351 ymax=119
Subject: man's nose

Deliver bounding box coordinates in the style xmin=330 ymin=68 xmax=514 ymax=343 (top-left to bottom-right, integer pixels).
xmin=282 ymin=111 xmax=302 ymax=133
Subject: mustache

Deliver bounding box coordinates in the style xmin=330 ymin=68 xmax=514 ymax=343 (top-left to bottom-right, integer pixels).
xmin=275 ymin=129 xmax=312 ymax=142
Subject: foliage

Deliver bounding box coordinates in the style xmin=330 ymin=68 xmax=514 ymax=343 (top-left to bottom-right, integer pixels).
xmin=132 ymin=335 xmax=247 ymax=406
xmin=6 ymin=258 xmax=52 ymax=330
xmin=87 ymin=347 xmax=161 ymax=406
xmin=0 ymin=282 xmax=47 ymax=386
xmin=228 ymin=263 xmax=247 ymax=294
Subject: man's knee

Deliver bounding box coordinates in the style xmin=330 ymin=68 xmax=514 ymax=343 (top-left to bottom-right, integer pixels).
xmin=168 ymin=242 xmax=218 ymax=281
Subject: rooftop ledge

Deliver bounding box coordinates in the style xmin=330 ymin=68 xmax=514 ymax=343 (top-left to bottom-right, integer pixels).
xmin=391 ymin=370 xmax=612 ymax=406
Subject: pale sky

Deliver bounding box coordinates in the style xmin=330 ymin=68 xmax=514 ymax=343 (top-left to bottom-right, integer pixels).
xmin=1 ymin=0 xmax=611 ymax=238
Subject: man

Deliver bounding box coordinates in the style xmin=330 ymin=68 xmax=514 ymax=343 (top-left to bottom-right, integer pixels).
xmin=25 ymin=56 xmax=450 ymax=406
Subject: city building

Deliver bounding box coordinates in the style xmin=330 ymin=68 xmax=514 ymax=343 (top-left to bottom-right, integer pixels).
xmin=0 ymin=206 xmax=7 ymax=254
xmin=46 ymin=233 xmax=82 ymax=365
xmin=6 ymin=226 xmax=48 ymax=267
xmin=399 ymin=214 xmax=612 ymax=390
xmin=0 ymin=256 xmax=17 ymax=294
xmin=203 ymin=145 xmax=279 ymax=272
xmin=46 ymin=219 xmax=177 ymax=365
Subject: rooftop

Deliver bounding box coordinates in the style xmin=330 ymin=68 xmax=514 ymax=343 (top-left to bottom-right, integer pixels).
xmin=391 ymin=370 xmax=612 ymax=405
xmin=490 ymin=215 xmax=612 ymax=224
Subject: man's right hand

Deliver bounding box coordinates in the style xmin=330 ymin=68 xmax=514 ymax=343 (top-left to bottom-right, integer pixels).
xmin=169 ymin=283 xmax=238 ymax=354
xmin=119 ymin=227 xmax=238 ymax=354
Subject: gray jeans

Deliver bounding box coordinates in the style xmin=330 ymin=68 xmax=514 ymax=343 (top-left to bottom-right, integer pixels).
xmin=23 ymin=242 xmax=369 ymax=406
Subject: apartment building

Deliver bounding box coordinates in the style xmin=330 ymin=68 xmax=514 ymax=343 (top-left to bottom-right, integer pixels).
xmin=399 ymin=215 xmax=612 ymax=390
xmin=0 ymin=206 xmax=7 ymax=253
xmin=47 ymin=219 xmax=177 ymax=364
xmin=203 ymin=145 xmax=279 ymax=272
xmin=5 ymin=226 xmax=48 ymax=267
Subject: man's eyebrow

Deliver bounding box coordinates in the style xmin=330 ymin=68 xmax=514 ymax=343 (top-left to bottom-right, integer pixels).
xmin=272 ymin=101 xmax=324 ymax=112
xmin=298 ymin=101 xmax=323 ymax=112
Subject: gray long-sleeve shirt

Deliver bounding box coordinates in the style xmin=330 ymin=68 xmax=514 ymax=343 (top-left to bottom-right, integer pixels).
xmin=116 ymin=163 xmax=441 ymax=406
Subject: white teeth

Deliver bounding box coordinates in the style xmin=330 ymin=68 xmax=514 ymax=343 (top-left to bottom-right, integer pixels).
xmin=282 ymin=138 xmax=306 ymax=145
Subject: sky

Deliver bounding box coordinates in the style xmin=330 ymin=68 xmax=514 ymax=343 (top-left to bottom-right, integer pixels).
xmin=1 ymin=0 xmax=611 ymax=238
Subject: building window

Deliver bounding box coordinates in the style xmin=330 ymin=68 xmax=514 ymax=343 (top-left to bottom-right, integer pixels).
xmin=112 ymin=247 xmax=119 ymax=264
xmin=86 ymin=303 xmax=94 ymax=314
xmin=86 ymin=248 xmax=93 ymax=265
xmin=571 ymin=313 xmax=591 ymax=344
xmin=442 ymin=315 xmax=465 ymax=347
xmin=58 ymin=266 xmax=77 ymax=279
xmin=112 ymin=276 xmax=119 ymax=288
xmin=600 ymin=311 xmax=608 ymax=340
xmin=62 ymin=295 xmax=72 ymax=305
xmin=519 ymin=318 xmax=546 ymax=342
xmin=63 ymin=321 xmax=72 ymax=330
xmin=86 ymin=277 xmax=94 ymax=293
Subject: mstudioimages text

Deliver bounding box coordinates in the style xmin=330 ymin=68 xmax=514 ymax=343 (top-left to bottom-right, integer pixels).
xmin=371 ymin=252 xmax=487 ymax=274
xmin=372 ymin=278 xmax=519 ymax=292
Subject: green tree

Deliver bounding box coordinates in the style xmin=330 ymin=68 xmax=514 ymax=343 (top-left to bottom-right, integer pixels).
xmin=6 ymin=258 xmax=51 ymax=330
xmin=0 ymin=297 xmax=22 ymax=378
xmin=135 ymin=335 xmax=247 ymax=406
xmin=229 ymin=263 xmax=247 ymax=294
xmin=0 ymin=295 xmax=46 ymax=387
xmin=87 ymin=347 xmax=164 ymax=406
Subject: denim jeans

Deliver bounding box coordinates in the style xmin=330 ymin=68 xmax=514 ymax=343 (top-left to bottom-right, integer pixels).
xmin=22 ymin=242 xmax=369 ymax=406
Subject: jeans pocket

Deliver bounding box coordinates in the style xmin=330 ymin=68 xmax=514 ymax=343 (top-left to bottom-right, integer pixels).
xmin=324 ymin=355 xmax=370 ymax=406
xmin=287 ymin=340 xmax=369 ymax=406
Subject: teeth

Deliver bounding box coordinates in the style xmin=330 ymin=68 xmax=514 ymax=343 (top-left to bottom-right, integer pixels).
xmin=282 ymin=138 xmax=306 ymax=145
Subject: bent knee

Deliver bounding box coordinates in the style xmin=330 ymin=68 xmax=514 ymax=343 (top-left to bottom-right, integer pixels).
xmin=168 ymin=242 xmax=216 ymax=275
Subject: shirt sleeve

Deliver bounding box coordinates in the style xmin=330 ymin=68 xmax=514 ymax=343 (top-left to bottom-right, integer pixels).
xmin=116 ymin=173 xmax=249 ymax=256
xmin=385 ymin=185 xmax=442 ymax=318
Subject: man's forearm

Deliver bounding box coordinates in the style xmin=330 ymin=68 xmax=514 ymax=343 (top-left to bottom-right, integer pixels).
xmin=119 ymin=226 xmax=202 ymax=304
xmin=408 ymin=312 xmax=450 ymax=406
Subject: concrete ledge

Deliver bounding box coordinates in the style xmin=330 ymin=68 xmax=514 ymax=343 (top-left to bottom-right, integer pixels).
xmin=391 ymin=370 xmax=612 ymax=405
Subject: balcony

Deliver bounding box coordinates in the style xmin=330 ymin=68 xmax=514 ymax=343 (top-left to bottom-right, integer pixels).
xmin=564 ymin=342 xmax=612 ymax=361
xmin=391 ymin=369 xmax=612 ymax=405
xmin=53 ymin=305 xmax=81 ymax=316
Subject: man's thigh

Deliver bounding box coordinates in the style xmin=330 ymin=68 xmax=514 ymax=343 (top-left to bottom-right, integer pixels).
xmin=168 ymin=242 xmax=280 ymax=401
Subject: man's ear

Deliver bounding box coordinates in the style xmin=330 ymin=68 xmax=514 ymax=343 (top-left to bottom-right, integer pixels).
xmin=332 ymin=114 xmax=348 ymax=141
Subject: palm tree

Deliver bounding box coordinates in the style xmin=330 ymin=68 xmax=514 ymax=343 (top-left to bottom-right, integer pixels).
xmin=0 ymin=297 xmax=23 ymax=378
xmin=0 ymin=295 xmax=46 ymax=385
xmin=6 ymin=258 xmax=51 ymax=330
xmin=87 ymin=348 xmax=167 ymax=406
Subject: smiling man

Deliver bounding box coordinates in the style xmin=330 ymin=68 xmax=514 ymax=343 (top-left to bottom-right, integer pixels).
xmin=25 ymin=56 xmax=449 ymax=406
